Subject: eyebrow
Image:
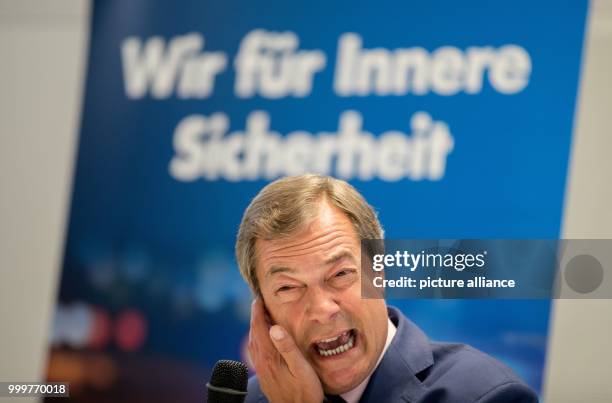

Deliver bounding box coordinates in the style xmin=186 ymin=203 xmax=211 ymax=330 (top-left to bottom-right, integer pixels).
xmin=264 ymin=251 xmax=357 ymax=278
xmin=325 ymin=250 xmax=357 ymax=266
xmin=265 ymin=266 xmax=296 ymax=278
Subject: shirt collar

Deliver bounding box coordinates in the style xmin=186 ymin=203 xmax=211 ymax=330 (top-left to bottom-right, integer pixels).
xmin=340 ymin=316 xmax=397 ymax=403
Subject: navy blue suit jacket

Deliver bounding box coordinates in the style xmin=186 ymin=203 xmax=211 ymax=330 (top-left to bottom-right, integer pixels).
xmin=247 ymin=306 xmax=538 ymax=402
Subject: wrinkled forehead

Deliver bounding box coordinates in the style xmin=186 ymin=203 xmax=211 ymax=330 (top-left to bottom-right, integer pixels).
xmin=254 ymin=203 xmax=361 ymax=278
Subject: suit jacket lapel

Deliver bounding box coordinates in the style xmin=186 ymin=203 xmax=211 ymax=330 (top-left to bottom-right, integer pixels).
xmin=360 ymin=307 xmax=434 ymax=403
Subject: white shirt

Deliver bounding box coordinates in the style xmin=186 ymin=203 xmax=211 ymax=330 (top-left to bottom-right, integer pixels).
xmin=340 ymin=318 xmax=397 ymax=403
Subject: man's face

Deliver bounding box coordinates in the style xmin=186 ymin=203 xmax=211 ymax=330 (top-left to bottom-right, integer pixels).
xmin=255 ymin=200 xmax=388 ymax=394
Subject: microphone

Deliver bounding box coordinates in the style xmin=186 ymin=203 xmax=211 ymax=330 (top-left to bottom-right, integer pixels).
xmin=206 ymin=359 xmax=248 ymax=403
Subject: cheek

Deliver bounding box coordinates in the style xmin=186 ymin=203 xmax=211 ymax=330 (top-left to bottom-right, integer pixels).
xmin=280 ymin=312 xmax=310 ymax=351
xmin=358 ymin=303 xmax=386 ymax=346
xmin=264 ymin=299 xmax=302 ymax=333
xmin=272 ymin=304 xmax=312 ymax=346
xmin=261 ymin=296 xmax=284 ymax=325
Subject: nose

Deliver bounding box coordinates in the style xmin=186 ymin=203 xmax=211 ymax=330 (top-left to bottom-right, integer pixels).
xmin=305 ymin=285 xmax=341 ymax=324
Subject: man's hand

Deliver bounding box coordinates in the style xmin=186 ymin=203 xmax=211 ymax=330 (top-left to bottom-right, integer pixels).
xmin=248 ymin=298 xmax=324 ymax=403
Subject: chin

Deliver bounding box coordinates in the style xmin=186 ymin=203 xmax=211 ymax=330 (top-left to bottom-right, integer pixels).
xmin=322 ymin=380 xmax=359 ymax=395
xmin=320 ymin=367 xmax=366 ymax=395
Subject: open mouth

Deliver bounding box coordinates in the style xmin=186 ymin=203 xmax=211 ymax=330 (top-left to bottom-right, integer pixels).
xmin=312 ymin=329 xmax=356 ymax=357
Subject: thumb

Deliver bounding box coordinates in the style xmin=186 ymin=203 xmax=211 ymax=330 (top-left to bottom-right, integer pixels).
xmin=269 ymin=325 xmax=310 ymax=375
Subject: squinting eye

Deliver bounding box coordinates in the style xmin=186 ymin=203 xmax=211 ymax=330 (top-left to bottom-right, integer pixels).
xmin=277 ymin=285 xmax=295 ymax=293
xmin=331 ymin=269 xmax=358 ymax=283
xmin=336 ymin=269 xmax=357 ymax=277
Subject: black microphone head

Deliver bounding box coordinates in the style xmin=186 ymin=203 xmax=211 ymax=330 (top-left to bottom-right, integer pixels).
xmin=207 ymin=359 xmax=248 ymax=403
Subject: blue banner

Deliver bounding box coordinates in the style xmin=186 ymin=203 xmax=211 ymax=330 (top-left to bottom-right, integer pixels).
xmin=48 ymin=0 xmax=589 ymax=400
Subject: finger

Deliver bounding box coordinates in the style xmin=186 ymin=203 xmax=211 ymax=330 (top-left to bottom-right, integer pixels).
xmin=249 ymin=305 xmax=271 ymax=375
xmin=269 ymin=325 xmax=310 ymax=378
xmin=250 ymin=298 xmax=277 ymax=357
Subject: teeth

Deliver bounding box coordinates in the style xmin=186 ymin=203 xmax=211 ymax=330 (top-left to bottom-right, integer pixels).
xmin=317 ymin=331 xmax=347 ymax=344
xmin=317 ymin=334 xmax=354 ymax=357
xmin=320 ymin=334 xmax=340 ymax=343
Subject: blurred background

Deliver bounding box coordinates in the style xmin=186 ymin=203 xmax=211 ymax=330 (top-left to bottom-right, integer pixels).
xmin=1 ymin=0 xmax=611 ymax=402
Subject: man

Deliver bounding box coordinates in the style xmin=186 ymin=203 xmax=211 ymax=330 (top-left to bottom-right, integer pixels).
xmin=236 ymin=174 xmax=538 ymax=403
